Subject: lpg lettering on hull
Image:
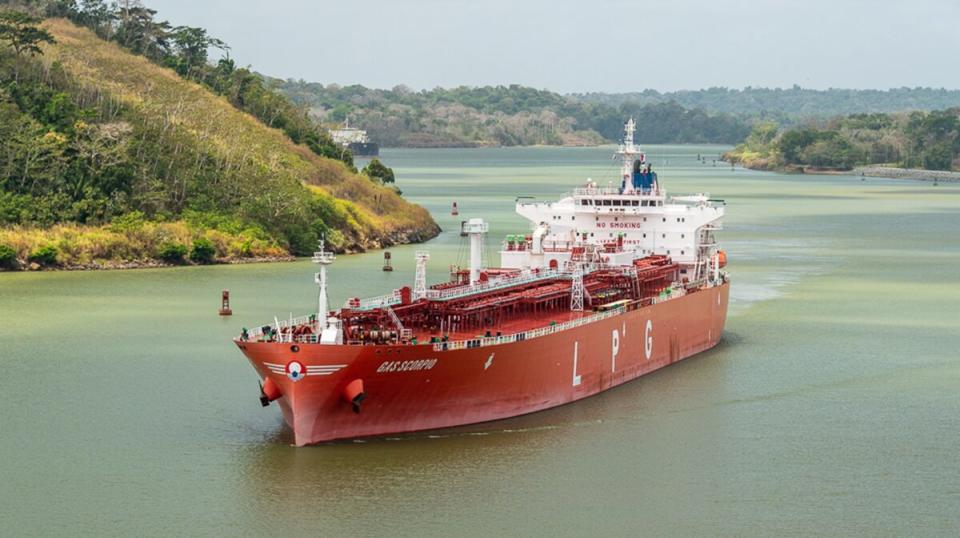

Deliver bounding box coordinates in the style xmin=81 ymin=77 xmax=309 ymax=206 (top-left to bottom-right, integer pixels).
xmin=377 ymin=359 xmax=438 ymax=373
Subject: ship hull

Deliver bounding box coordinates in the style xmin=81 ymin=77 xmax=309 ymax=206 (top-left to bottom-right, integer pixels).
xmin=237 ymin=283 xmax=728 ymax=446
xmin=348 ymin=142 xmax=379 ymax=156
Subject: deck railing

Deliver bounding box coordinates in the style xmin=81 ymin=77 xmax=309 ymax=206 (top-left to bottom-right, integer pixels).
xmin=423 ymin=269 xmax=567 ymax=301
xmin=243 ymin=285 xmax=707 ymax=346
xmin=241 ymin=264 xmax=693 ymax=345
xmin=247 ymin=313 xmax=316 ymax=340
xmin=351 ymin=289 xmax=404 ymax=311
xmin=431 ymin=305 xmax=626 ymax=352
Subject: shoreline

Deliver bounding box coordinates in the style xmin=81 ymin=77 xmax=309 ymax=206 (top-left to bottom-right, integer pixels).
xmin=726 ymin=159 xmax=960 ymax=182
xmin=1 ymin=255 xmax=297 ymax=273
xmin=853 ymin=166 xmax=960 ymax=182
xmin=0 ymin=222 xmax=440 ymax=273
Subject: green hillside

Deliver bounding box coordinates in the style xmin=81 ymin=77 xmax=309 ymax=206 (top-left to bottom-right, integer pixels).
xmin=276 ymin=81 xmax=751 ymax=147
xmin=0 ymin=13 xmax=438 ymax=269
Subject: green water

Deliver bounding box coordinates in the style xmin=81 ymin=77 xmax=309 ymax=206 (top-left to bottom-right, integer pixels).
xmin=2 ymin=146 xmax=959 ymax=536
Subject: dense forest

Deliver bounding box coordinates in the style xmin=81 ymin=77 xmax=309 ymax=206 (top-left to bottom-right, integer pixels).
xmin=276 ymin=80 xmax=752 ymax=147
xmin=574 ymin=86 xmax=960 ymax=120
xmin=724 ymin=109 xmax=960 ymax=172
xmin=0 ymin=1 xmax=436 ymax=270
xmin=277 ymin=82 xmax=960 ymax=149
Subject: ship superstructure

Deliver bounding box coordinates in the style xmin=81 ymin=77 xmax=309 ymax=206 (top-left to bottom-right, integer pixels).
xmin=503 ymin=119 xmax=724 ymax=280
xmin=235 ymin=119 xmax=729 ymax=446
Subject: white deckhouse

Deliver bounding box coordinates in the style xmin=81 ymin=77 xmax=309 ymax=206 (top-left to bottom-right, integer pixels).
xmin=500 ymin=119 xmax=726 ymax=284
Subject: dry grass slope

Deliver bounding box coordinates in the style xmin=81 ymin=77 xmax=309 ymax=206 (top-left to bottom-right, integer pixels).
xmin=39 ymin=19 xmax=437 ymax=249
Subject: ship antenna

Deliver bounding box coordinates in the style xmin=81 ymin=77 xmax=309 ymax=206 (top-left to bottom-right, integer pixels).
xmin=312 ymin=235 xmax=336 ymax=330
xmin=617 ymin=118 xmax=643 ymax=194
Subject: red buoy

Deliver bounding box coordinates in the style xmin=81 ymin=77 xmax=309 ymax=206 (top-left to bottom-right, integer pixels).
xmin=451 ymin=202 xmax=459 ymax=216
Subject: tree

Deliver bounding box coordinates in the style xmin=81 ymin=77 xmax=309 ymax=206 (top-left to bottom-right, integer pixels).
xmin=362 ymin=158 xmax=395 ymax=184
xmin=168 ymin=25 xmax=227 ymax=79
xmin=0 ymin=10 xmax=55 ymax=57
xmin=113 ymin=5 xmax=171 ymax=60
xmin=922 ymin=142 xmax=954 ymax=171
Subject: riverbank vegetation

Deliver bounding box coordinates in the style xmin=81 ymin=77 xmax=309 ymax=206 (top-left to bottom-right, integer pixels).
xmin=724 ymin=109 xmax=960 ymax=172
xmin=574 ymin=86 xmax=960 ymax=119
xmin=0 ymin=4 xmax=438 ymax=271
xmin=276 ymin=80 xmax=752 ymax=147
xmin=0 ymin=215 xmax=289 ymax=270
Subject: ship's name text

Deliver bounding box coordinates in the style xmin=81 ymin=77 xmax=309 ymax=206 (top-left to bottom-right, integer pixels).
xmin=377 ymin=359 xmax=438 ymax=373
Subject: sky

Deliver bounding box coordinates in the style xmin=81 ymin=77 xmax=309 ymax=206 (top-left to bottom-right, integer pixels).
xmin=147 ymin=0 xmax=960 ymax=93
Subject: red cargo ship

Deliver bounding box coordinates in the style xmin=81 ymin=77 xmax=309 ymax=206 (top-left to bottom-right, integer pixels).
xmin=236 ymin=119 xmax=729 ymax=446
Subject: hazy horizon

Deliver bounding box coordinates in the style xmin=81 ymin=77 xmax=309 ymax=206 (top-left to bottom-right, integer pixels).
xmin=147 ymin=0 xmax=960 ymax=93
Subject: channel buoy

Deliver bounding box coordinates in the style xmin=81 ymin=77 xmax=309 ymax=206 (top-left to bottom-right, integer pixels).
xmin=219 ymin=289 xmax=232 ymax=316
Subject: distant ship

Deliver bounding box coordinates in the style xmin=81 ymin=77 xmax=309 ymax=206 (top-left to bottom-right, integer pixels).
xmin=236 ymin=118 xmax=729 ymax=446
xmin=329 ymin=118 xmax=379 ymax=156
